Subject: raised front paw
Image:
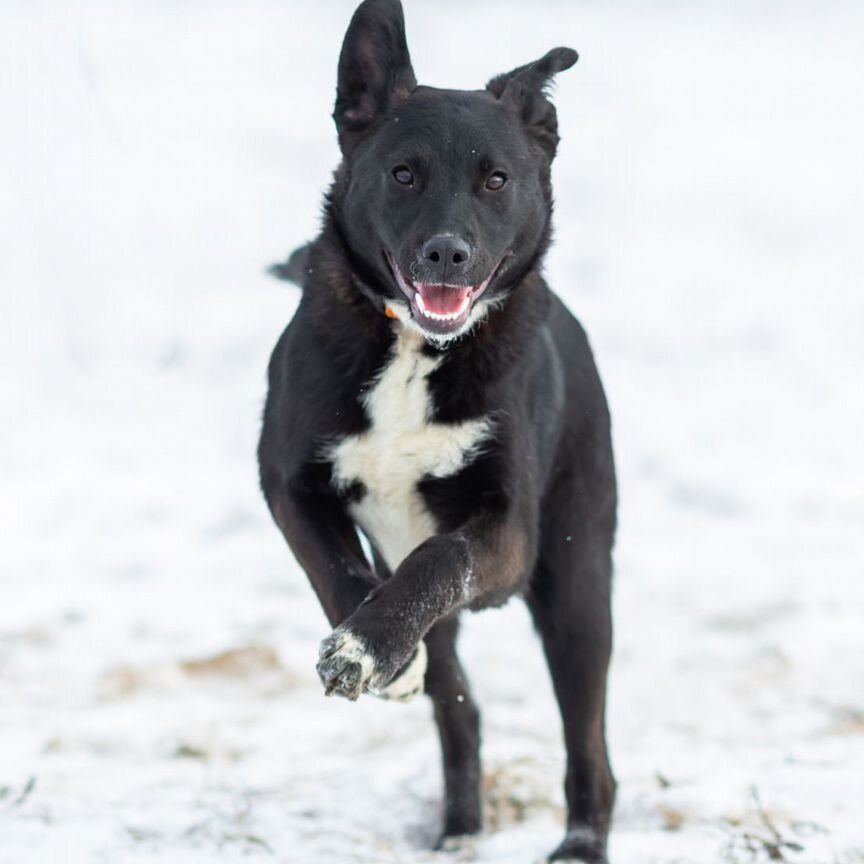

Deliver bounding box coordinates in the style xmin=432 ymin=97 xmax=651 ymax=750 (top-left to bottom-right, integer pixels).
xmin=317 ymin=628 xmax=377 ymax=701
xmin=316 ymin=626 xmax=427 ymax=702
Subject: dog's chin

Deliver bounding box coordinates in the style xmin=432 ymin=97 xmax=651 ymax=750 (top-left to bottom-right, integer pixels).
xmin=385 ymin=252 xmax=495 ymax=340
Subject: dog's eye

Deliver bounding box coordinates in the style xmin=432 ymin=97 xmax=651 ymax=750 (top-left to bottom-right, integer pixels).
xmin=392 ymin=165 xmax=414 ymax=186
xmin=485 ymin=171 xmax=507 ymax=191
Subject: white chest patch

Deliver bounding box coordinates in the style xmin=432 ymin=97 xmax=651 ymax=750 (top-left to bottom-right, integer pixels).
xmin=328 ymin=329 xmax=490 ymax=572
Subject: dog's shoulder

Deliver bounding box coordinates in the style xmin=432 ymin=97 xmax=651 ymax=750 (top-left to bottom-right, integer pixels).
xmin=259 ymin=259 xmax=393 ymax=485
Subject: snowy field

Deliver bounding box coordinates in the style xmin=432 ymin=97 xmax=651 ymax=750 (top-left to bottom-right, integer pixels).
xmin=2 ymin=1 xmax=863 ymax=862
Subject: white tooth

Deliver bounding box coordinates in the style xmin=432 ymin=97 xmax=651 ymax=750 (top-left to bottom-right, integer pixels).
xmin=415 ymin=291 xmax=471 ymax=323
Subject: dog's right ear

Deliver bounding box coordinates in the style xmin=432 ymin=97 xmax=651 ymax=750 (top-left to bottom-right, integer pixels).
xmin=333 ymin=0 xmax=417 ymax=154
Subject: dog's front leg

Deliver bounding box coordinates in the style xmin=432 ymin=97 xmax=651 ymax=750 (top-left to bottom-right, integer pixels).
xmin=317 ymin=512 xmax=533 ymax=701
xmin=268 ymin=487 xmax=381 ymax=628
xmin=270 ymin=486 xmax=433 ymax=701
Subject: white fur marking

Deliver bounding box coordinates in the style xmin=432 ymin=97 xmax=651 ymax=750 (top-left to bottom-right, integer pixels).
xmin=322 ymin=628 xmax=376 ymax=685
xmin=329 ymin=328 xmax=490 ymax=572
xmin=371 ymin=641 xmax=428 ymax=702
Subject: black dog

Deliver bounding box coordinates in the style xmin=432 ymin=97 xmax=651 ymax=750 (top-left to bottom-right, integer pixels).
xmin=258 ymin=1 xmax=617 ymax=860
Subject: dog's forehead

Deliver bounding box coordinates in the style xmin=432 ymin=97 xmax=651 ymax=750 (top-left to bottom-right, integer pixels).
xmin=376 ymin=87 xmax=528 ymax=160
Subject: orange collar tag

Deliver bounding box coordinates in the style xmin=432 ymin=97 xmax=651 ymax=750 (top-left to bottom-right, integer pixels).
xmin=384 ymin=306 xmax=397 ymax=319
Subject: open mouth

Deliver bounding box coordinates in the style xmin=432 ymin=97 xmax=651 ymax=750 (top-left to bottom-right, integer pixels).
xmin=385 ymin=251 xmax=495 ymax=335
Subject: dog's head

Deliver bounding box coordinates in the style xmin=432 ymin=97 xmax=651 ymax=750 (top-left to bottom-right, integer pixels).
xmin=329 ymin=0 xmax=577 ymax=343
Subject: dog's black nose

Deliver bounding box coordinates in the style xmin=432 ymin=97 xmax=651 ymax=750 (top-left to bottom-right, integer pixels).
xmin=421 ymin=235 xmax=471 ymax=274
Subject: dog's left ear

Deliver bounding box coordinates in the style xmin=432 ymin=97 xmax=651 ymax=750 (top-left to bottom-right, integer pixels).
xmin=487 ymin=47 xmax=578 ymax=161
xmin=334 ymin=0 xmax=417 ymax=154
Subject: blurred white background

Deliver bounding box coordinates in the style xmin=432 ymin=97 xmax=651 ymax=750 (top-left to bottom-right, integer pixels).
xmin=1 ymin=2 xmax=862 ymax=862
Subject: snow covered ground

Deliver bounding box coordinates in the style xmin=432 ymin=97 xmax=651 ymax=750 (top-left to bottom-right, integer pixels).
xmin=1 ymin=1 xmax=863 ymax=862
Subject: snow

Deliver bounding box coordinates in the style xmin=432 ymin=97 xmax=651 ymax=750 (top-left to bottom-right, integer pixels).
xmin=1 ymin=1 xmax=863 ymax=862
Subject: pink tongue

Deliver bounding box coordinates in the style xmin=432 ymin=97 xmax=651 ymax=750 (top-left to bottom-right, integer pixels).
xmin=417 ymin=284 xmax=472 ymax=315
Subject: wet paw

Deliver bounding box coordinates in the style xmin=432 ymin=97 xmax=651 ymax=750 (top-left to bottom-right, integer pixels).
xmin=316 ymin=629 xmax=376 ymax=701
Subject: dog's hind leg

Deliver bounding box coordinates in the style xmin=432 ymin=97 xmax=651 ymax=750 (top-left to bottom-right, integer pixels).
xmin=424 ymin=615 xmax=483 ymax=845
xmin=526 ymin=528 xmax=616 ymax=864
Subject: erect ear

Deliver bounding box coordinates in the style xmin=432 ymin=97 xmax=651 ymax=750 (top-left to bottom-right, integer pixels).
xmin=486 ymin=47 xmax=578 ymax=161
xmin=333 ymin=0 xmax=417 ymax=154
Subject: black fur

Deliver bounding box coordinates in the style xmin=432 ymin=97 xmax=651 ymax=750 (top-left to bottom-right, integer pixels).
xmin=258 ymin=2 xmax=616 ymax=860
